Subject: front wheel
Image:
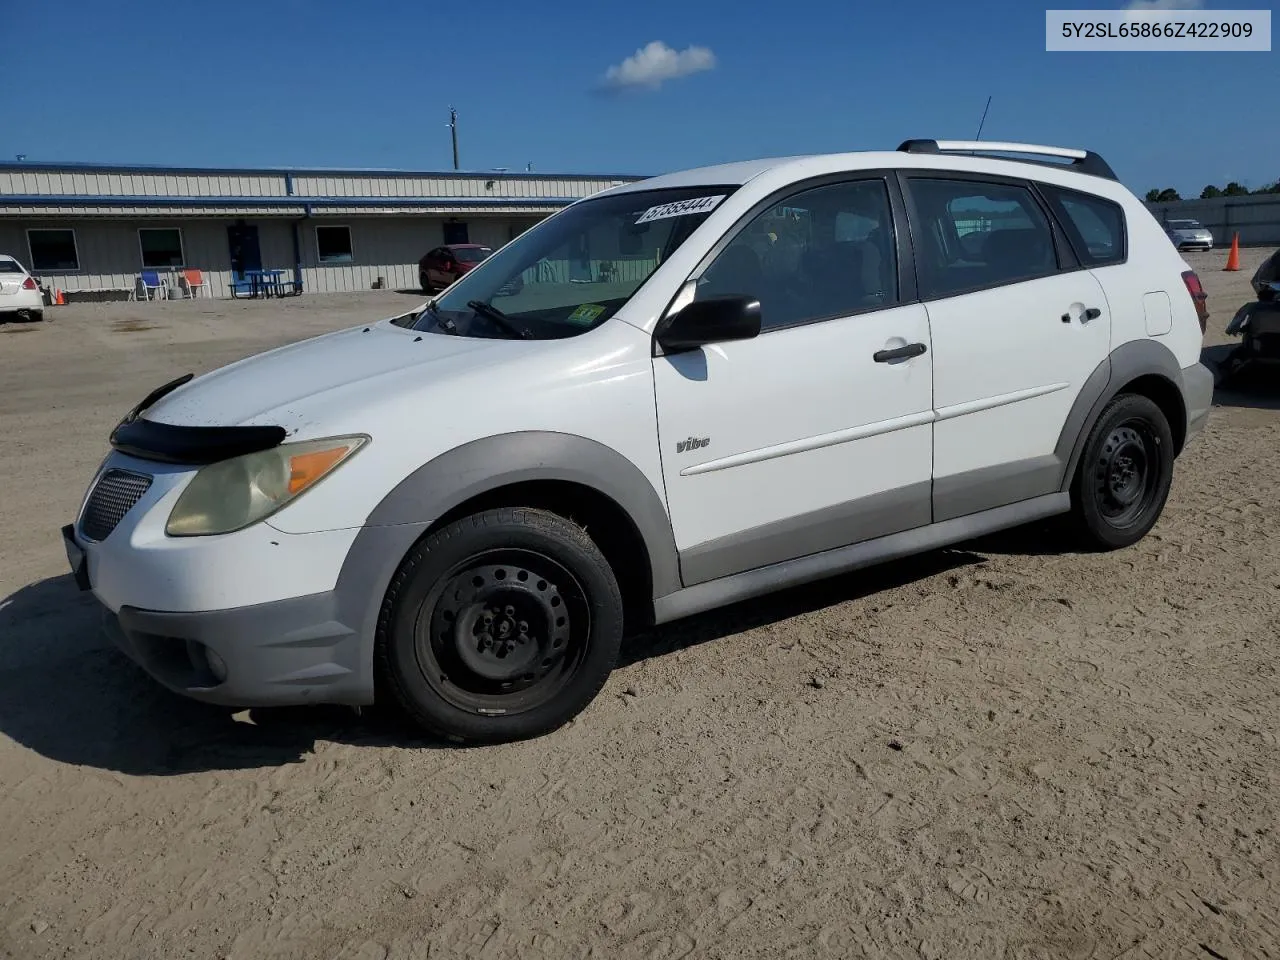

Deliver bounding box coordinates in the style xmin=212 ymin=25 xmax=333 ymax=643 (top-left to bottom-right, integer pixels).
xmin=1069 ymin=393 xmax=1175 ymax=550
xmin=376 ymin=507 xmax=624 ymax=744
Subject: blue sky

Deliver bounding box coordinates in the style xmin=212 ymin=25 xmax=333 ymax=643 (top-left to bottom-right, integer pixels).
xmin=6 ymin=0 xmax=1276 ymax=196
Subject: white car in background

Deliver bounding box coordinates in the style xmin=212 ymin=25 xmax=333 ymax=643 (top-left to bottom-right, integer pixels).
xmin=0 ymin=255 xmax=44 ymax=322
xmin=1164 ymin=219 xmax=1214 ymax=252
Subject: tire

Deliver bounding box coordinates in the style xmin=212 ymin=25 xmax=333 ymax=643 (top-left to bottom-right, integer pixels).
xmin=31 ymin=310 xmax=44 ymax=323
xmin=1068 ymin=393 xmax=1175 ymax=550
xmin=375 ymin=507 xmax=624 ymax=744
xmin=420 ymin=273 xmax=432 ymax=295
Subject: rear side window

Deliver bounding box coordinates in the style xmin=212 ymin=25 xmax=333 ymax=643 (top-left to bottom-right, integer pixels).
xmin=1041 ymin=185 xmax=1126 ymax=266
xmin=905 ymin=178 xmax=1058 ymax=299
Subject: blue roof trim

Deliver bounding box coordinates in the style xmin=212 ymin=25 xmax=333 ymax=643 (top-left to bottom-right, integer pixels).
xmin=0 ymin=159 xmax=649 ymax=181
xmin=1 ymin=194 xmax=579 ymax=209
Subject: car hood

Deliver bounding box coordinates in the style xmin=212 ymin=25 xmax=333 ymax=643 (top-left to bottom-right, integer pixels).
xmin=140 ymin=318 xmax=515 ymax=431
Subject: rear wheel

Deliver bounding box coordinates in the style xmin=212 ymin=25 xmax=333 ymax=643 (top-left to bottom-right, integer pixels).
xmin=1069 ymin=393 xmax=1174 ymax=550
xmin=420 ymin=272 xmax=432 ymax=295
xmin=376 ymin=507 xmax=623 ymax=744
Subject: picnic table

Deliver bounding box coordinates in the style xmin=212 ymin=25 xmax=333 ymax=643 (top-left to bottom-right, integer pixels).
xmin=245 ymin=269 xmax=286 ymax=298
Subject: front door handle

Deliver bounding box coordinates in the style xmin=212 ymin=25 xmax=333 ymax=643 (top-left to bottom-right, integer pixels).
xmin=1062 ymin=306 xmax=1104 ymax=323
xmin=873 ymin=342 xmax=927 ymax=363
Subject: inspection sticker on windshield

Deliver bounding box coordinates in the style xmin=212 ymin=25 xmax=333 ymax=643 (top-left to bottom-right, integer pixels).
xmin=566 ymin=303 xmax=606 ymax=326
xmin=635 ymin=195 xmax=726 ymax=224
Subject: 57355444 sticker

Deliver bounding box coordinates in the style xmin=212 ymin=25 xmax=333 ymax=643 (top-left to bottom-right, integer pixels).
xmin=635 ymin=195 xmax=726 ymax=225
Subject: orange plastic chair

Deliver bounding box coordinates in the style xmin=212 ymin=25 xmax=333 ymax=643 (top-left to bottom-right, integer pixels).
xmin=181 ymin=269 xmax=210 ymax=299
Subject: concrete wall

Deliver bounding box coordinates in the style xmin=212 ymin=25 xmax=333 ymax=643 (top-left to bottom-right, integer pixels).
xmin=1144 ymin=194 xmax=1280 ymax=247
xmin=0 ymin=215 xmax=544 ymax=298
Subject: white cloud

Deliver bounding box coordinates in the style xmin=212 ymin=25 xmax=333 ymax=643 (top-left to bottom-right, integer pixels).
xmin=1123 ymin=0 xmax=1203 ymax=10
xmin=602 ymin=41 xmax=716 ymax=91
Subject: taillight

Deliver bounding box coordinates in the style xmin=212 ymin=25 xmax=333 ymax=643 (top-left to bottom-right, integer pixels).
xmin=1182 ymin=270 xmax=1209 ymax=334
xmin=21 ymin=276 xmax=37 ymax=290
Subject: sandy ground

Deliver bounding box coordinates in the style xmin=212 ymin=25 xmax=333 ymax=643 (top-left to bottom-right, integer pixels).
xmin=1 ymin=250 xmax=1278 ymax=960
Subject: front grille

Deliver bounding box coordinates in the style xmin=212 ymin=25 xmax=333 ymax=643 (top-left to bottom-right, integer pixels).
xmin=80 ymin=469 xmax=153 ymax=542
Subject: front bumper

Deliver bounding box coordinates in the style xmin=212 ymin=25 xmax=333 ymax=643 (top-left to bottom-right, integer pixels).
xmin=63 ymin=454 xmax=430 ymax=707
xmin=100 ymin=592 xmax=368 ymax=707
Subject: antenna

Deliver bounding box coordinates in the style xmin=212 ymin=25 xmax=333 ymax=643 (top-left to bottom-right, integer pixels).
xmin=975 ymin=96 xmax=992 ymax=141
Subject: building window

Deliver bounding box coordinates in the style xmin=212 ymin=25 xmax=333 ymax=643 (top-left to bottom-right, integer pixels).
xmin=316 ymin=226 xmax=354 ymax=263
xmin=27 ymin=229 xmax=80 ymax=271
xmin=138 ymin=228 xmax=185 ymax=268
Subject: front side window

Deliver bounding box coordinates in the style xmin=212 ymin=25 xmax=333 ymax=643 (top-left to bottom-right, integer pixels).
xmin=693 ymin=178 xmax=899 ymax=331
xmin=906 ymin=178 xmax=1058 ymax=299
xmin=413 ymin=185 xmax=737 ymax=339
xmin=1042 ymin=185 xmax=1126 ymax=266
xmin=316 ymin=225 xmax=354 ymax=263
xmin=138 ymin=228 xmax=184 ymax=268
xmin=28 ymin=229 xmax=80 ymax=271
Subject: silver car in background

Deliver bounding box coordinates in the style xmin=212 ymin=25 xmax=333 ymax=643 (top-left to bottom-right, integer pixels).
xmin=1164 ymin=218 xmax=1214 ymax=251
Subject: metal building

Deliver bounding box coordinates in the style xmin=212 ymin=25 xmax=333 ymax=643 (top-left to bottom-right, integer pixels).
xmin=0 ymin=161 xmax=644 ymax=299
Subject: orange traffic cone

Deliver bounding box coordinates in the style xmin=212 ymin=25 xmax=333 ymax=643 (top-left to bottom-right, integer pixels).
xmin=55 ymin=288 xmax=65 ymax=305
xmin=1224 ymin=233 xmax=1240 ymax=271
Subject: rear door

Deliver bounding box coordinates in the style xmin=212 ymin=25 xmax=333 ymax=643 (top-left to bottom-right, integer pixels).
xmin=901 ymin=173 xmax=1111 ymax=521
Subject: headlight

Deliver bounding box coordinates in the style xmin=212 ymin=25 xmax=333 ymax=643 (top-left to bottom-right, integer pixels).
xmin=166 ymin=435 xmax=368 ymax=536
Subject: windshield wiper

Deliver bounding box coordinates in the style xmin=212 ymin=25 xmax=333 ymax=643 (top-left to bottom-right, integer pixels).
xmin=419 ymin=301 xmax=459 ymax=335
xmin=467 ymin=300 xmax=531 ymax=340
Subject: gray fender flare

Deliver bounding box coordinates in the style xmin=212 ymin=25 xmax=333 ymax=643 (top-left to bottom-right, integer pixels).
xmin=1055 ymin=338 xmax=1187 ymax=493
xmin=332 ymin=433 xmax=681 ymax=681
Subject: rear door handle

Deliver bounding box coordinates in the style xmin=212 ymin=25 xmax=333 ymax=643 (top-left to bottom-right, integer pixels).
xmin=873 ymin=342 xmax=928 ymax=363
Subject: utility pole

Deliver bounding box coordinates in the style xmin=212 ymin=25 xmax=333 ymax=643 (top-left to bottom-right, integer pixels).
xmin=448 ymin=106 xmax=459 ymax=170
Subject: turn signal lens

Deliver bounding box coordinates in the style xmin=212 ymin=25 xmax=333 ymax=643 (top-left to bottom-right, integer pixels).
xmin=288 ymin=446 xmax=350 ymax=495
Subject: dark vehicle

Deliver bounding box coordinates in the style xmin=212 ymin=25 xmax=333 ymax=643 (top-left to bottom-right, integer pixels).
xmin=1221 ymin=281 xmax=1280 ymax=382
xmin=419 ymin=244 xmax=493 ymax=293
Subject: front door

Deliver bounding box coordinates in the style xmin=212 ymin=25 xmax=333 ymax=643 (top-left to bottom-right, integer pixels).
xmin=900 ymin=174 xmax=1112 ymax=521
xmin=227 ymin=222 xmax=261 ymax=286
xmin=653 ymin=176 xmax=935 ymax=586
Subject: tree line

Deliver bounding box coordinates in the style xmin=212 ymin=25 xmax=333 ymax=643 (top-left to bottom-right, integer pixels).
xmin=1146 ymin=181 xmax=1280 ymax=203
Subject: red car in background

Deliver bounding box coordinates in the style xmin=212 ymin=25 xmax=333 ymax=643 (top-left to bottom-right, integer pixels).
xmin=419 ymin=243 xmax=493 ymax=293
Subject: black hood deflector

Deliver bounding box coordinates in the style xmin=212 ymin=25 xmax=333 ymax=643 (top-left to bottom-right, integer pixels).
xmin=108 ymin=373 xmax=288 ymax=465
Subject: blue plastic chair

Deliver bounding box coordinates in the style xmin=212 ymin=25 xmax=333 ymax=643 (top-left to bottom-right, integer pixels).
xmin=133 ymin=270 xmax=165 ymax=301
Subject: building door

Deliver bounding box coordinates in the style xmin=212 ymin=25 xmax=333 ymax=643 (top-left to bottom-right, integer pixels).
xmin=227 ymin=223 xmax=261 ymax=286
xmin=443 ymin=220 xmax=469 ymax=244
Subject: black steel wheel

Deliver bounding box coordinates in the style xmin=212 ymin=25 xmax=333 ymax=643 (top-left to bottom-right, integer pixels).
xmin=376 ymin=507 xmax=623 ymax=743
xmin=1070 ymin=393 xmax=1175 ymax=550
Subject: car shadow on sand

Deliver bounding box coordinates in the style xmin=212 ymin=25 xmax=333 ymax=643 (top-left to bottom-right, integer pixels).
xmin=0 ymin=575 xmax=427 ymax=776
xmin=2 ymin=548 xmax=991 ymax=774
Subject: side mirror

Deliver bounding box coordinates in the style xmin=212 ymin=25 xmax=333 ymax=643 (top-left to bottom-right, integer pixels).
xmin=656 ymin=295 xmax=762 ymax=354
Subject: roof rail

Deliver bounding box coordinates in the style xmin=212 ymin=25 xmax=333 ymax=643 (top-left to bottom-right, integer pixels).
xmin=897 ymin=139 xmax=1117 ymax=181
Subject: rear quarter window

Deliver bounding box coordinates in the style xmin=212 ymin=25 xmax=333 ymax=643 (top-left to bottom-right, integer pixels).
xmin=1041 ymin=185 xmax=1127 ymax=267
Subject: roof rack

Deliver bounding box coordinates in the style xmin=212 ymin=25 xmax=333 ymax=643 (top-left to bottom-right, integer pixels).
xmin=897 ymin=139 xmax=1117 ymax=181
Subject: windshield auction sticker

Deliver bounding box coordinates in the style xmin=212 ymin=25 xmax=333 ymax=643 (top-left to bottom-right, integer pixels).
xmin=636 ymin=195 xmax=726 ymax=224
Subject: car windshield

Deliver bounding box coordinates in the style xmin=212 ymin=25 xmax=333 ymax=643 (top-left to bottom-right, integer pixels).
xmin=454 ymin=247 xmax=491 ymax=263
xmin=411 ymin=185 xmax=737 ymax=339
xmin=0 ymin=260 xmax=24 ymax=273
xmin=1170 ymin=220 xmax=1202 ymax=229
